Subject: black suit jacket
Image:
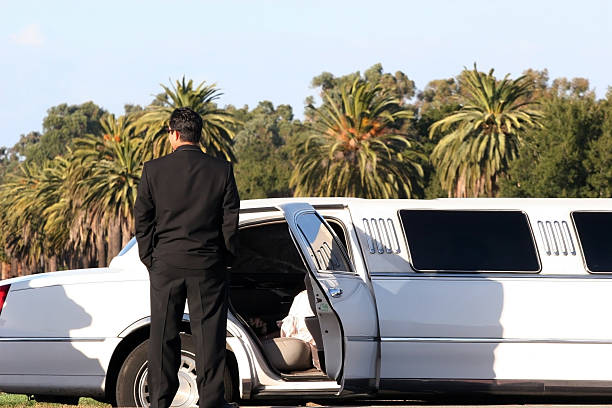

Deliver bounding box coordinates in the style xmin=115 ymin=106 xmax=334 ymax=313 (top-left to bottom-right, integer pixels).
xmin=134 ymin=144 xmax=240 ymax=270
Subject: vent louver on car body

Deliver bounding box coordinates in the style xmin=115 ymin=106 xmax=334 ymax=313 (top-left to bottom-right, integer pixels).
xmin=537 ymin=220 xmax=576 ymax=256
xmin=362 ymin=218 xmax=401 ymax=254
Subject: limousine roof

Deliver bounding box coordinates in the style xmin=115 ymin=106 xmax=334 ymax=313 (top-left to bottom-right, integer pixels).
xmin=240 ymin=197 xmax=612 ymax=212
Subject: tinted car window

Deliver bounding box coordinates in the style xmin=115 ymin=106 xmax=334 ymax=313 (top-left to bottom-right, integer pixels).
xmin=296 ymin=212 xmax=353 ymax=273
xmin=572 ymin=211 xmax=612 ymax=272
xmin=399 ymin=210 xmax=540 ymax=272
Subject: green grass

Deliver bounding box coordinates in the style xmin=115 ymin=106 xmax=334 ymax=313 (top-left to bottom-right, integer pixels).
xmin=0 ymin=394 xmax=110 ymax=407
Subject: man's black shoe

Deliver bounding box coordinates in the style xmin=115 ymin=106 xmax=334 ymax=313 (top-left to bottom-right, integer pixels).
xmin=222 ymin=402 xmax=239 ymax=408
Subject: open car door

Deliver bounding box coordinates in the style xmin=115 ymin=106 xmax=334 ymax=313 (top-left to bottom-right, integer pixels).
xmin=278 ymin=202 xmax=379 ymax=395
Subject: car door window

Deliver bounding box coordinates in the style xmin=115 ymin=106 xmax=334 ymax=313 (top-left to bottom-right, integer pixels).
xmin=296 ymin=212 xmax=353 ymax=273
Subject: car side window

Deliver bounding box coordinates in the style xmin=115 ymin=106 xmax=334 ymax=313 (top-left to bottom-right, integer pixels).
xmin=572 ymin=211 xmax=612 ymax=273
xmin=399 ymin=209 xmax=540 ymax=272
xmin=296 ymin=212 xmax=353 ymax=273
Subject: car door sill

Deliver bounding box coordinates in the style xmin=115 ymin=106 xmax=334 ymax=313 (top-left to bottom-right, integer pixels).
xmin=254 ymin=380 xmax=340 ymax=396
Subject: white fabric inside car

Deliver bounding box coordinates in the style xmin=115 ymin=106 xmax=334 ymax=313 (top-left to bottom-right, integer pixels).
xmin=280 ymin=290 xmax=315 ymax=343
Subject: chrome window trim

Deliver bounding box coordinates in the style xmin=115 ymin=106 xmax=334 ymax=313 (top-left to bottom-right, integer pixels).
xmin=325 ymin=216 xmax=354 ymax=263
xmin=397 ymin=208 xmax=542 ymax=274
xmin=117 ymin=237 xmax=137 ymax=256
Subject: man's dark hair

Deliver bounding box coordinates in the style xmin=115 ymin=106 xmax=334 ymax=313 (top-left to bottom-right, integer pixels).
xmin=169 ymin=107 xmax=203 ymax=143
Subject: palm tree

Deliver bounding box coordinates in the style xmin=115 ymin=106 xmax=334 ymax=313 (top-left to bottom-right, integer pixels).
xmin=291 ymin=80 xmax=424 ymax=198
xmin=37 ymin=155 xmax=75 ymax=270
xmin=134 ymin=77 xmax=239 ymax=161
xmin=0 ymin=162 xmax=47 ymax=274
xmin=429 ymin=64 xmax=543 ymax=197
xmin=73 ymin=114 xmax=144 ymax=264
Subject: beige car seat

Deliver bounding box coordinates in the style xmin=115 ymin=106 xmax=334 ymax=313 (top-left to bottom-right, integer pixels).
xmin=262 ymin=337 xmax=313 ymax=372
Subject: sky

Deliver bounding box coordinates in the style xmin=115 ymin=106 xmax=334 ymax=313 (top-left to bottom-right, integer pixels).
xmin=1 ymin=0 xmax=611 ymax=147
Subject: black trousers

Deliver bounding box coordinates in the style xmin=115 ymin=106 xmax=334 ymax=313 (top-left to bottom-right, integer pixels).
xmin=148 ymin=258 xmax=228 ymax=408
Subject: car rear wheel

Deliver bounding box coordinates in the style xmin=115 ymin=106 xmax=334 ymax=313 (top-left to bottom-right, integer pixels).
xmin=115 ymin=333 xmax=236 ymax=407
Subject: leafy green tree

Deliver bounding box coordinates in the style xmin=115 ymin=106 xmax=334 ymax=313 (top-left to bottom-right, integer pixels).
xmin=230 ymin=101 xmax=299 ymax=199
xmin=550 ymin=77 xmax=594 ymax=99
xmin=500 ymin=94 xmax=604 ymax=197
xmin=23 ymin=102 xmax=106 ymax=165
xmin=584 ymin=101 xmax=612 ymax=197
xmin=134 ymin=77 xmax=238 ymax=161
xmin=429 ymin=64 xmax=543 ymax=197
xmin=308 ymin=64 xmax=416 ymax=120
xmin=0 ymin=146 xmax=19 ymax=184
xmin=292 ymin=80 xmax=424 ymax=198
xmin=416 ymin=78 xmax=462 ymax=115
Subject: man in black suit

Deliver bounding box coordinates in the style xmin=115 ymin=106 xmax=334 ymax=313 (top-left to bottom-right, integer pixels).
xmin=134 ymin=107 xmax=239 ymax=408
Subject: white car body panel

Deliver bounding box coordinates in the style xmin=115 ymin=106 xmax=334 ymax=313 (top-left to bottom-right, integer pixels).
xmin=1 ymin=197 xmax=612 ymax=399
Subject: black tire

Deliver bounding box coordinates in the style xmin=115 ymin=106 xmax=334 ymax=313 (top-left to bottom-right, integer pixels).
xmin=115 ymin=333 xmax=237 ymax=407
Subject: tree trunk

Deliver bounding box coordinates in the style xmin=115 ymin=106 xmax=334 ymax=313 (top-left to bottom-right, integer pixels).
xmin=95 ymin=230 xmax=107 ymax=268
xmin=121 ymin=217 xmax=133 ymax=248
xmin=48 ymin=255 xmax=57 ymax=272
xmin=0 ymin=262 xmax=8 ymax=280
xmin=107 ymin=218 xmax=121 ymax=265
xmin=10 ymin=259 xmax=18 ymax=278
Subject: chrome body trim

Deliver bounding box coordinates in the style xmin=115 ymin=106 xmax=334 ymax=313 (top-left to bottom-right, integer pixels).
xmin=381 ymin=337 xmax=612 ymax=344
xmin=346 ymin=336 xmax=378 ymax=342
xmin=0 ymin=337 xmax=106 ymax=342
xmin=369 ymin=272 xmax=612 ymax=279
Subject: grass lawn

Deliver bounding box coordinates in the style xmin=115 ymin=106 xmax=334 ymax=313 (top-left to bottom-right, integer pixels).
xmin=0 ymin=394 xmax=110 ymax=407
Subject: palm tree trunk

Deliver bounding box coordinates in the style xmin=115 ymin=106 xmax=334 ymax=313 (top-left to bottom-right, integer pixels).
xmin=48 ymin=255 xmax=57 ymax=272
xmin=0 ymin=262 xmax=8 ymax=280
xmin=121 ymin=217 xmax=132 ymax=248
xmin=95 ymin=230 xmax=107 ymax=268
xmin=107 ymin=218 xmax=121 ymax=265
xmin=10 ymin=258 xmax=18 ymax=278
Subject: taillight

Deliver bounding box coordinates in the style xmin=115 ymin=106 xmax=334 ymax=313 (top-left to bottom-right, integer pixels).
xmin=0 ymin=284 xmax=10 ymax=316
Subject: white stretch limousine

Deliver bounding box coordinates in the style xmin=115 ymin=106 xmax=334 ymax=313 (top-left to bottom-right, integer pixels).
xmin=1 ymin=197 xmax=612 ymax=406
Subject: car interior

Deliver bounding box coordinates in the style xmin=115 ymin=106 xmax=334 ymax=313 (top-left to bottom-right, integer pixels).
xmin=228 ymin=218 xmax=348 ymax=380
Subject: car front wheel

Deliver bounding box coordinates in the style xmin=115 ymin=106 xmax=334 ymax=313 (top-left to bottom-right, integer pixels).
xmin=115 ymin=333 xmax=236 ymax=407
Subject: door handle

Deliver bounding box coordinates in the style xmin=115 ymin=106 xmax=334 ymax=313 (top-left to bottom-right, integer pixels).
xmin=329 ymin=288 xmax=343 ymax=298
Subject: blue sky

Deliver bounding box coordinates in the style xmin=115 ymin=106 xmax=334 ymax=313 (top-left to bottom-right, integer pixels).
xmin=1 ymin=0 xmax=610 ymax=147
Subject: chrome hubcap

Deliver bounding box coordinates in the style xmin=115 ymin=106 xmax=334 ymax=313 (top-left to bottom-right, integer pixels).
xmin=136 ymin=351 xmax=199 ymax=407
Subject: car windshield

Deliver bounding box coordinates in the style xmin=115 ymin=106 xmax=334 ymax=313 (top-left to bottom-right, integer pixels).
xmin=118 ymin=237 xmax=137 ymax=256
